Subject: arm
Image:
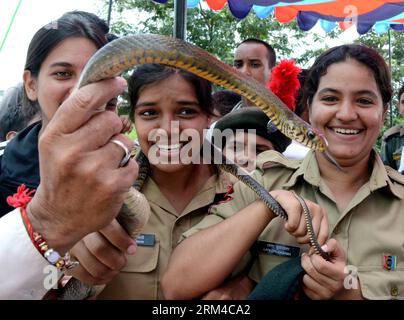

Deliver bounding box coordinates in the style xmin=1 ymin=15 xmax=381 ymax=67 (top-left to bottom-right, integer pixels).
xmin=201 ymin=275 xmax=256 ymax=300
xmin=0 ymin=77 xmax=136 ymax=299
xmin=0 ymin=209 xmax=49 ymax=299
xmin=162 ymin=201 xmax=271 ymax=300
xmin=162 ymin=190 xmax=329 ymax=300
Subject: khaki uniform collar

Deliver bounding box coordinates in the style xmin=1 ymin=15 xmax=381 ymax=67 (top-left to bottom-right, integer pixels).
xmin=281 ymin=149 xmax=402 ymax=200
xmin=282 ymin=150 xmax=321 ymax=188
xmin=141 ymin=168 xmax=231 ymax=217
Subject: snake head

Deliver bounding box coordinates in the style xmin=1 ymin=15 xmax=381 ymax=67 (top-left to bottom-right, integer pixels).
xmin=306 ymin=128 xmax=343 ymax=171
xmin=304 ymin=128 xmax=328 ymax=151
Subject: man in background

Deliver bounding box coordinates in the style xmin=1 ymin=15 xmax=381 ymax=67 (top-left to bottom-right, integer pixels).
xmin=381 ymin=85 xmax=404 ymax=173
xmin=232 ymin=38 xmax=276 ymax=110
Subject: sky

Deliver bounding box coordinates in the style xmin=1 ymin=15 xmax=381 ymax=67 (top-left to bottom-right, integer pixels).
xmin=0 ymin=0 xmax=360 ymax=94
xmin=0 ymin=0 xmax=103 ymax=92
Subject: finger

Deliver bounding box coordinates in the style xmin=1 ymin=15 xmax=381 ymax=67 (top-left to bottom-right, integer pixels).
xmin=270 ymin=191 xmax=302 ymax=232
xmin=201 ymin=290 xmax=221 ymax=300
xmin=68 ymin=111 xmax=124 ymax=152
xmin=201 ymin=290 xmax=230 ymax=300
xmin=302 ymin=282 xmax=321 ymax=300
xmin=108 ymin=135 xmax=135 ymax=168
xmin=90 ymin=134 xmax=135 ymax=170
xmin=317 ymin=210 xmax=329 ymax=246
xmin=47 ymin=77 xmax=127 ymax=135
xmin=81 ymin=140 xmax=138 ymax=192
xmin=324 ymin=238 xmax=346 ymax=262
xmin=70 ymin=143 xmax=138 ymax=195
xmin=302 ymin=273 xmax=333 ymax=300
xmin=67 ymin=263 xmax=116 ymax=286
xmin=70 ymin=239 xmax=119 ymax=282
xmin=100 ymin=219 xmax=137 ymax=254
xmin=290 ymin=206 xmax=308 ymax=239
xmin=295 ymin=201 xmax=321 ymax=244
xmin=302 ymin=253 xmax=341 ymax=290
xmin=84 ymin=232 xmax=128 ymax=271
xmin=310 ymin=254 xmax=344 ymax=290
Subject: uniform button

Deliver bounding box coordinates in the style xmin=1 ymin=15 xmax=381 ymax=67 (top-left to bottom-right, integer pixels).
xmin=391 ymin=285 xmax=399 ymax=297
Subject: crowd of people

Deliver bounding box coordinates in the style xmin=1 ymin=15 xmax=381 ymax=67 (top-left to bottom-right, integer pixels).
xmin=0 ymin=10 xmax=403 ymax=300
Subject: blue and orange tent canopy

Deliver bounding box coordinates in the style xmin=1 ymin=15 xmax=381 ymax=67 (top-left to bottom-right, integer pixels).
xmin=154 ymin=0 xmax=404 ymax=34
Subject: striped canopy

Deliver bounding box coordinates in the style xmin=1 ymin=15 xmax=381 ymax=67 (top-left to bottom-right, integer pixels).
xmin=154 ymin=0 xmax=404 ymax=34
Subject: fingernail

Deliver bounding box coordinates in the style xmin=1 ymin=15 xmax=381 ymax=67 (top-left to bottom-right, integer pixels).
xmin=321 ymin=244 xmax=328 ymax=252
xmin=127 ymin=244 xmax=137 ymax=255
xmin=117 ymin=77 xmax=127 ymax=89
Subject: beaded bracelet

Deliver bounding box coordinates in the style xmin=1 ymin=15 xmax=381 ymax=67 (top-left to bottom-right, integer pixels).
xmin=8 ymin=184 xmax=79 ymax=271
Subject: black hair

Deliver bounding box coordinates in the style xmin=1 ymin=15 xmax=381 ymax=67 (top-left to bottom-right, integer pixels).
xmin=212 ymin=90 xmax=241 ymax=117
xmin=128 ymin=64 xmax=213 ymax=121
xmin=23 ymin=11 xmax=109 ymax=107
xmin=399 ymin=84 xmax=404 ymax=100
xmin=25 ymin=11 xmax=108 ymax=76
xmin=294 ymin=69 xmax=309 ymax=118
xmin=0 ymin=83 xmax=40 ymax=141
xmin=302 ymin=44 xmax=392 ymax=109
xmin=236 ymin=38 xmax=276 ymax=68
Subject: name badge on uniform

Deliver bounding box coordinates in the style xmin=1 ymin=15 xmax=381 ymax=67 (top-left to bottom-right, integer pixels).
xmin=255 ymin=241 xmax=300 ymax=258
xmin=136 ymin=234 xmax=155 ymax=247
xmin=383 ymin=254 xmax=397 ymax=271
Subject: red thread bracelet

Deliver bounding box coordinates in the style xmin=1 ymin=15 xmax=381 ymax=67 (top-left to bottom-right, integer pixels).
xmin=7 ymin=184 xmax=78 ymax=271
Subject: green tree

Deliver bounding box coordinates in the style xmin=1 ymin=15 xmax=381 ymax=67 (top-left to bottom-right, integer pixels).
xmin=102 ymin=0 xmax=342 ymax=64
xmin=358 ymin=30 xmax=404 ymax=127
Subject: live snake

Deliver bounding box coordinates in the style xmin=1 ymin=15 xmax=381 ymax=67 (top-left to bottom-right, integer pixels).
xmin=59 ymin=34 xmax=332 ymax=299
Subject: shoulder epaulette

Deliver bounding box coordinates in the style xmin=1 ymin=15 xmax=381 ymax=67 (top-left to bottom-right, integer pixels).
xmin=383 ymin=124 xmax=404 ymax=140
xmin=385 ymin=166 xmax=404 ymax=185
xmin=256 ymin=150 xmax=301 ymax=171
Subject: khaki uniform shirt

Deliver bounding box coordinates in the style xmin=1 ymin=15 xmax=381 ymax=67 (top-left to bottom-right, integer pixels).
xmin=98 ymin=170 xmax=231 ymax=299
xmin=381 ymin=124 xmax=404 ymax=172
xmin=184 ymin=150 xmax=404 ymax=300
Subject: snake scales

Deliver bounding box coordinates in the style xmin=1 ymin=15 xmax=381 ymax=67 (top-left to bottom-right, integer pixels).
xmin=58 ymin=34 xmax=332 ymax=299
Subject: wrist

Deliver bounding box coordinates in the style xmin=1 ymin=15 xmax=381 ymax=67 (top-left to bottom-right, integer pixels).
xmin=26 ymin=199 xmax=75 ymax=255
xmin=256 ymin=200 xmax=276 ymax=221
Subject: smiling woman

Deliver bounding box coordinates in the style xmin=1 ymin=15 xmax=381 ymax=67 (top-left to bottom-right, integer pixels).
xmin=0 ymin=11 xmax=116 ymax=216
xmin=162 ymin=44 xmax=404 ymax=301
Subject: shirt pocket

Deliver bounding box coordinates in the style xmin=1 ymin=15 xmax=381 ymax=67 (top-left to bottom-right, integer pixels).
xmin=121 ymin=241 xmax=160 ymax=273
xmin=358 ymin=268 xmax=404 ymax=300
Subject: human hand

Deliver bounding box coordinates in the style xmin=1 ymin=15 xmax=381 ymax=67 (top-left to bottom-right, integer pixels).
xmin=201 ymin=275 xmax=255 ymax=300
xmin=269 ymin=190 xmax=329 ymax=246
xmin=27 ymin=77 xmax=138 ymax=254
xmin=68 ymin=219 xmax=136 ymax=285
xmin=301 ymin=238 xmax=347 ymax=300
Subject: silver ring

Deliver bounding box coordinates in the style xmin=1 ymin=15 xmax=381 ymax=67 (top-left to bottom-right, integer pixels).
xmin=111 ymin=139 xmax=131 ymax=167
